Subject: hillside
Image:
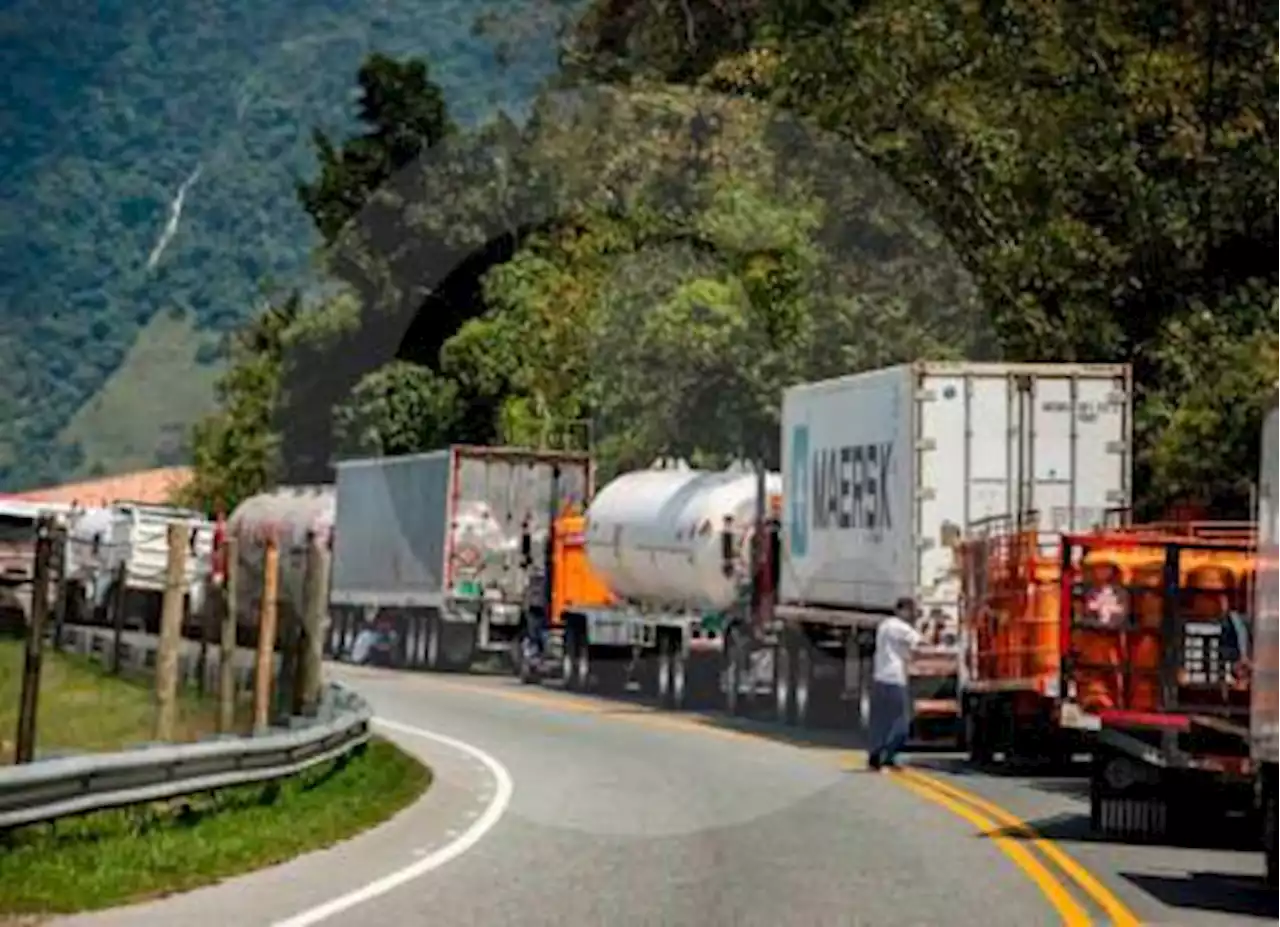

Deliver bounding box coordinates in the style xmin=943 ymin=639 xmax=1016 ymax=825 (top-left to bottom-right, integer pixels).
xmin=0 ymin=0 xmax=574 ymax=490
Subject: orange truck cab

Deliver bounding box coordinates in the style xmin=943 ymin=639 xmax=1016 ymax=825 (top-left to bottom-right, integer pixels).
xmin=547 ymin=514 xmax=615 ymax=625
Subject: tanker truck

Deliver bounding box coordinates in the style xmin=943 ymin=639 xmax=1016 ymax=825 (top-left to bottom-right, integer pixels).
xmin=226 ymin=485 xmax=335 ymax=648
xmin=515 ymin=459 xmax=781 ymax=710
xmin=327 ymin=445 xmax=592 ymax=673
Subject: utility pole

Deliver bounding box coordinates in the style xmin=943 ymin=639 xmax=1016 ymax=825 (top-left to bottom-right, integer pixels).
xmin=14 ymin=515 xmax=57 ymax=765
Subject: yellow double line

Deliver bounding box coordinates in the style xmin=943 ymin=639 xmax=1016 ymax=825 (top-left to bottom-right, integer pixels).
xmin=890 ymin=768 xmax=1142 ymax=927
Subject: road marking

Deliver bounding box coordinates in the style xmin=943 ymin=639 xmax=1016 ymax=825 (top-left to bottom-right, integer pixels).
xmin=270 ymin=718 xmax=514 ymax=927
xmin=891 ymin=772 xmax=1091 ymax=926
xmin=897 ymin=768 xmax=1143 ymax=927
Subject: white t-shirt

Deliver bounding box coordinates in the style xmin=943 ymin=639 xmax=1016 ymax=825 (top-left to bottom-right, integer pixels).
xmin=873 ymin=617 xmax=923 ymax=686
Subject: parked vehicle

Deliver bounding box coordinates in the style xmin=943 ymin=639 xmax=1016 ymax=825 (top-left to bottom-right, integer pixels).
xmin=327 ymin=445 xmax=592 ymax=672
xmin=1251 ymin=398 xmax=1278 ymax=882
xmin=1052 ymin=523 xmax=1260 ymax=841
xmin=520 ymin=360 xmax=1133 ymax=744
xmin=225 ymin=485 xmax=335 ymax=647
xmin=63 ymin=501 xmax=214 ymax=634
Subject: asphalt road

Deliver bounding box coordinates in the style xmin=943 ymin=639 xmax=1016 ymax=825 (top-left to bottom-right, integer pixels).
xmin=53 ymin=663 xmax=1278 ymax=927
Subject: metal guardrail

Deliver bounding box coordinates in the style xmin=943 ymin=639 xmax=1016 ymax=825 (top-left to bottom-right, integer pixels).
xmin=0 ymin=681 xmax=372 ymax=830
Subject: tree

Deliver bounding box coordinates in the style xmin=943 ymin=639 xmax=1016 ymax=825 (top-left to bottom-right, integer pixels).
xmin=178 ymin=292 xmax=301 ymax=514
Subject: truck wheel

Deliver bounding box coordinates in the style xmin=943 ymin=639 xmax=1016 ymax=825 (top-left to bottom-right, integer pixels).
xmin=723 ymin=630 xmax=749 ymax=717
xmin=794 ymin=644 xmax=813 ymax=727
xmin=515 ymin=635 xmax=538 ymax=685
xmin=562 ymin=630 xmax=581 ymax=691
xmin=775 ymin=639 xmax=795 ymax=724
xmin=425 ymin=614 xmax=444 ymax=671
xmin=657 ymin=636 xmax=687 ymax=710
xmin=573 ymin=638 xmax=591 ymax=691
xmin=1265 ymin=784 xmax=1277 ymax=885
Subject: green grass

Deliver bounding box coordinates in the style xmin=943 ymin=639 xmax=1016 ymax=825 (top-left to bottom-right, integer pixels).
xmin=57 ymin=308 xmax=222 ymax=478
xmin=0 ymin=638 xmax=244 ymax=765
xmin=0 ymin=738 xmax=430 ymax=915
xmin=0 ymin=638 xmax=240 ymax=761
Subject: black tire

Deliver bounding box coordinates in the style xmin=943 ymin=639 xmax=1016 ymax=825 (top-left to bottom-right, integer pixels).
xmin=1264 ymin=784 xmax=1277 ymax=886
xmin=775 ymin=637 xmax=795 ymax=725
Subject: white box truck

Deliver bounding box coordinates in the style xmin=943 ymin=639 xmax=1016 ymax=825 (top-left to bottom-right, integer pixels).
xmin=763 ymin=361 xmax=1133 ymax=738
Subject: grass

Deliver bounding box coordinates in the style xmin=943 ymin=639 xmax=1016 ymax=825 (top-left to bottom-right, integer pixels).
xmin=0 ymin=638 xmax=239 ymax=764
xmin=57 ymin=308 xmax=222 ymax=478
xmin=0 ymin=738 xmax=430 ymax=915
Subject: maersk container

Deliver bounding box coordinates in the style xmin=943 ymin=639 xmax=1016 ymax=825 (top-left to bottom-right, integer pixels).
xmin=330 ymin=446 xmax=593 ymax=610
xmin=584 ymin=462 xmax=783 ymax=612
xmin=779 ymin=361 xmax=1133 ymax=644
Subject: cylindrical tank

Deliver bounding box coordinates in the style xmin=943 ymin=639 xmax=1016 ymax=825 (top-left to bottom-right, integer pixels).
xmin=227 ymin=486 xmax=335 ymax=631
xmin=583 ymin=463 xmax=782 ymax=612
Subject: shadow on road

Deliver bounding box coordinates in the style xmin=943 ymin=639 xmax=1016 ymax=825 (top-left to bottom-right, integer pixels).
xmin=1118 ymin=870 xmax=1277 ymax=921
xmin=984 ymin=811 xmax=1261 ymax=853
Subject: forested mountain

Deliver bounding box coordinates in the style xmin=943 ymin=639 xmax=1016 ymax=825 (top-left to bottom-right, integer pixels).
xmin=0 ymin=0 xmax=575 ymax=489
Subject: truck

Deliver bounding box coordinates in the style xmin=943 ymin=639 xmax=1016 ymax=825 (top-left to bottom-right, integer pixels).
xmin=522 ymin=360 xmax=1133 ymax=742
xmin=226 ymin=485 xmax=335 ymax=647
xmin=514 ymin=459 xmax=782 ymax=709
xmin=1252 ymin=399 xmax=1278 ymax=883
xmin=768 ymin=361 xmax=1133 ymax=739
xmin=327 ymin=445 xmax=593 ymax=672
xmin=63 ymin=501 xmax=215 ymax=635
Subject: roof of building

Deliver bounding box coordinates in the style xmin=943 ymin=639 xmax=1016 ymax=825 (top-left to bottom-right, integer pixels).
xmin=4 ymin=466 xmax=193 ymax=507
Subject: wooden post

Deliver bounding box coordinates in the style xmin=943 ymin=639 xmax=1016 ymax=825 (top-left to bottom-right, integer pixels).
xmin=154 ymin=523 xmax=188 ymax=742
xmin=297 ymin=532 xmax=330 ymax=717
xmin=110 ymin=560 xmax=129 ymax=675
xmin=218 ymin=536 xmax=239 ymax=734
xmin=14 ymin=516 xmax=56 ymax=765
xmin=253 ymin=537 xmax=280 ymax=734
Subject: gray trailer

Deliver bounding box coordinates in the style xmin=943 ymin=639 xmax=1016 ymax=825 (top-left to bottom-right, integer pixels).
xmin=328 ymin=445 xmax=593 ymax=671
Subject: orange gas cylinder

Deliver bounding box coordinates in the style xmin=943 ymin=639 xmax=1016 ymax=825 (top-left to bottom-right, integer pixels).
xmin=1074 ymin=557 xmax=1124 ymax=711
xmin=1127 ymin=562 xmax=1164 ymax=711
xmin=1184 ymin=564 xmax=1235 ymax=619
xmin=1027 ymin=558 xmax=1061 ymax=683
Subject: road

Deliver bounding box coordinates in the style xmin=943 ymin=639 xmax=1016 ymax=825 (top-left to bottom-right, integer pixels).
xmin=54 ymin=664 xmax=1277 ymax=927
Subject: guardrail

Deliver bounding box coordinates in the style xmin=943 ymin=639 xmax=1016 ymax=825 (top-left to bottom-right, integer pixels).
xmin=0 ymin=681 xmax=372 ymax=830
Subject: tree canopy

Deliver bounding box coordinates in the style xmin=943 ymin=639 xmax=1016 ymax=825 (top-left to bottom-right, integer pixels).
xmin=184 ymin=0 xmax=1278 ymax=519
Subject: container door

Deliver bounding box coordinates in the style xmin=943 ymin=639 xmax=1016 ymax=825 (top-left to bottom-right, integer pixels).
xmin=449 ymin=450 xmax=591 ymax=602
xmin=1251 ymin=402 xmax=1279 ymax=763
xmin=1029 ymin=373 xmax=1130 ymax=533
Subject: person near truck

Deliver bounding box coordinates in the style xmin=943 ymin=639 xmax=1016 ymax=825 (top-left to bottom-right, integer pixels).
xmin=868 ymin=597 xmax=924 ymax=771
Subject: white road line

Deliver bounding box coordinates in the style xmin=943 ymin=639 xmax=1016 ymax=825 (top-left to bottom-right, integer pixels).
xmin=270 ymin=718 xmax=514 ymax=927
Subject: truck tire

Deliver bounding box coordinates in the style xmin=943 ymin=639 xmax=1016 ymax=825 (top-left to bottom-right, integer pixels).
xmin=775 ymin=637 xmax=795 ymax=724
xmin=1265 ymin=783 xmax=1277 ymax=886
xmin=425 ymin=614 xmax=445 ymax=671
xmin=794 ymin=644 xmax=813 ymax=727
xmin=563 ymin=629 xmax=584 ymax=691
xmin=657 ymin=636 xmax=687 ymax=709
xmin=723 ymin=629 xmax=749 ymax=717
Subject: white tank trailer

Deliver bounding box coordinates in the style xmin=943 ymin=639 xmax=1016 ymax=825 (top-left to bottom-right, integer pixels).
xmin=542 ymin=460 xmax=782 ymax=709
xmin=227 ymin=485 xmax=335 ymax=647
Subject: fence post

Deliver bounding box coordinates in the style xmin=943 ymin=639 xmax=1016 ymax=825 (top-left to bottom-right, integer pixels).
xmin=253 ymin=536 xmax=280 ymax=735
xmin=15 ymin=515 xmax=56 ymax=765
xmin=154 ymin=523 xmax=188 ymax=742
xmin=297 ymin=532 xmax=330 ymax=717
xmin=218 ymin=535 xmax=239 ymax=734
xmin=110 ymin=560 xmax=129 ymax=675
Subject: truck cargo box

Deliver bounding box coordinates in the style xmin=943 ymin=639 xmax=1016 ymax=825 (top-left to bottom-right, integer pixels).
xmin=330 ymin=445 xmax=593 ymax=610
xmin=779 ymin=361 xmax=1132 ymax=646
xmin=1252 ymin=401 xmax=1279 ymax=769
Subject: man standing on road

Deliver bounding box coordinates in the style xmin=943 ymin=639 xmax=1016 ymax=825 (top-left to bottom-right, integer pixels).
xmin=868 ymin=597 xmax=923 ymax=771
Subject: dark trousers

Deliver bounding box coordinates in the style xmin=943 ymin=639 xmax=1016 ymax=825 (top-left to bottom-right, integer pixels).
xmin=869 ymin=681 xmax=912 ymax=767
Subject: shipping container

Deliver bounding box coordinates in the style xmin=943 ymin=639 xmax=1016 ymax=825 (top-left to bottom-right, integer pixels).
xmin=328 ymin=445 xmax=592 ymax=672
xmin=771 ymin=361 xmax=1133 ymax=737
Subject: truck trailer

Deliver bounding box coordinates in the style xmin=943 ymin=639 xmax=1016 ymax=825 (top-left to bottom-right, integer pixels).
xmin=327 ymin=445 xmax=592 ymax=672
xmin=1251 ymin=399 xmax=1278 ymax=883
xmin=768 ymin=361 xmax=1133 ymax=738
xmin=515 ymin=459 xmax=781 ymax=709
